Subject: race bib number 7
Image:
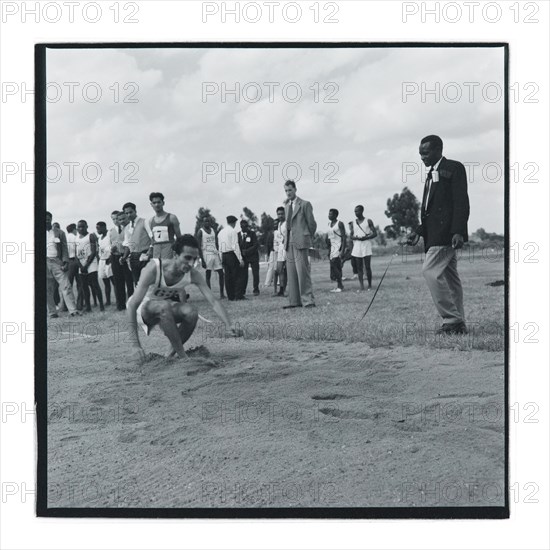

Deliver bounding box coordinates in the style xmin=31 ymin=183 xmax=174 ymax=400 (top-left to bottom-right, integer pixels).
xmin=153 ymin=226 xmax=169 ymax=242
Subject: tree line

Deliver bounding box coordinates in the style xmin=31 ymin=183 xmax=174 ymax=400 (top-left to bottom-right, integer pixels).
xmin=193 ymin=187 xmax=502 ymax=254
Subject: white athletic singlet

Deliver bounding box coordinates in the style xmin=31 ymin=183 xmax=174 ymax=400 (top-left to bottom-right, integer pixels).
xmin=200 ymin=228 xmax=218 ymax=255
xmin=327 ymin=220 xmax=344 ymax=260
xmin=76 ymin=233 xmax=98 ymax=272
xmin=351 ymin=218 xmax=373 ymax=258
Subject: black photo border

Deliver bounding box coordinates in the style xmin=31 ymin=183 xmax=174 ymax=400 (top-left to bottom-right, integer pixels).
xmin=35 ymin=41 xmax=509 ymax=520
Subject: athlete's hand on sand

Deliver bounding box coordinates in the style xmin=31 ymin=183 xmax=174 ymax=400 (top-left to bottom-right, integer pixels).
xmin=130 ymin=348 xmax=147 ymax=364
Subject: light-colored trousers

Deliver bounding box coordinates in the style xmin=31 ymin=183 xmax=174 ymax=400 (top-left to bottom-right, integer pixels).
xmin=47 ymin=258 xmax=77 ymax=316
xmin=264 ymin=251 xmax=275 ymax=286
xmin=286 ymin=244 xmax=314 ymax=307
xmin=422 ymin=245 xmax=465 ymax=325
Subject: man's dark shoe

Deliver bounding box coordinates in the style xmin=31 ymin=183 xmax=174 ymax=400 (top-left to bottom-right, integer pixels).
xmin=49 ymin=313 xmax=59 ymax=319
xmin=253 ymin=289 xmax=260 ymax=296
xmin=436 ymin=322 xmax=468 ymax=335
xmin=283 ymin=304 xmax=302 ymax=309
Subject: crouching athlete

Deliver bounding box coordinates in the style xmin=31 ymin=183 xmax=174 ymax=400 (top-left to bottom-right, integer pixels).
xmin=127 ymin=234 xmax=241 ymax=364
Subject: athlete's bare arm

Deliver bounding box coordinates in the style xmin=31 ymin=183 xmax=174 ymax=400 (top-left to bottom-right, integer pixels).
xmin=126 ymin=261 xmax=157 ymax=361
xmin=190 ymin=268 xmax=241 ymax=335
xmin=171 ymin=214 xmax=182 ymax=239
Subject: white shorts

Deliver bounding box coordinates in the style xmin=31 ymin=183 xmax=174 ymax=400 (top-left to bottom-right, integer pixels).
xmin=134 ymin=296 xmax=152 ymax=336
xmin=98 ymin=258 xmax=113 ymax=279
xmin=204 ymin=252 xmax=222 ymax=271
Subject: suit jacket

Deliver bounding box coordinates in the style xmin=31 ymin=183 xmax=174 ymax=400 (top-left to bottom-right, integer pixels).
xmin=284 ymin=196 xmax=317 ymax=250
xmin=239 ymin=228 xmax=259 ymax=260
xmin=417 ymin=157 xmax=470 ymax=252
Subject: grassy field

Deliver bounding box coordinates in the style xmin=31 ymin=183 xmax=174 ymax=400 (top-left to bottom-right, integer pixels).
xmin=57 ymin=250 xmax=505 ymax=352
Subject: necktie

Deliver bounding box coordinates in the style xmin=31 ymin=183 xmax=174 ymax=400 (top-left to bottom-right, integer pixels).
xmin=422 ymin=168 xmax=433 ymax=211
xmin=286 ymin=202 xmax=293 ymax=251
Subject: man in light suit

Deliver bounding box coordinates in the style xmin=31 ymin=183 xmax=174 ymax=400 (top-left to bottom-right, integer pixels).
xmin=407 ymin=135 xmax=470 ymax=334
xmin=282 ymin=180 xmax=317 ymax=308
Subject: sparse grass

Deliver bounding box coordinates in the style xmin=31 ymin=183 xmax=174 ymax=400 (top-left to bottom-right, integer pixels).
xmin=50 ymin=252 xmax=504 ymax=353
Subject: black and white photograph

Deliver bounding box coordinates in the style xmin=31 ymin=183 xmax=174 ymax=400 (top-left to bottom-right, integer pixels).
xmin=38 ymin=43 xmax=508 ymax=516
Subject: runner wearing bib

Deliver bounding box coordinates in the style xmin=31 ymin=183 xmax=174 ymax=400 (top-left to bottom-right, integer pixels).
xmin=76 ymin=220 xmax=104 ymax=312
xmin=145 ymin=192 xmax=182 ymax=259
xmin=197 ymin=218 xmax=225 ymax=299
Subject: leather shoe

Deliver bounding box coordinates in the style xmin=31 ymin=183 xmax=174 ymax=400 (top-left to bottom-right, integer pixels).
xmin=436 ymin=322 xmax=468 ymax=335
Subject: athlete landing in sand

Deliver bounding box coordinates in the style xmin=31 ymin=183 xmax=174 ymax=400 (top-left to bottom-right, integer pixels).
xmin=127 ymin=234 xmax=241 ymax=364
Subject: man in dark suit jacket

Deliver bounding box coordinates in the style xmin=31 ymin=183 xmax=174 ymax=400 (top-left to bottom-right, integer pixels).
xmin=407 ymin=135 xmax=470 ymax=334
xmin=282 ymin=180 xmax=317 ymax=308
xmin=238 ymin=219 xmax=260 ymax=297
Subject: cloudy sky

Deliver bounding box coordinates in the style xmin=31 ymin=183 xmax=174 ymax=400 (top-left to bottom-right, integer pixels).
xmin=46 ymin=46 xmax=505 ymax=235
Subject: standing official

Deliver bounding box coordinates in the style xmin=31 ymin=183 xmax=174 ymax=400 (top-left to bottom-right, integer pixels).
xmin=217 ymin=215 xmax=244 ymax=301
xmin=407 ymin=134 xmax=470 ymax=334
xmin=46 ymin=212 xmax=79 ymax=318
xmin=282 ymin=180 xmax=317 ymax=309
xmin=110 ymin=210 xmax=134 ymax=310
xmin=239 ymin=219 xmax=260 ymax=297
xmin=121 ymin=202 xmax=151 ymax=285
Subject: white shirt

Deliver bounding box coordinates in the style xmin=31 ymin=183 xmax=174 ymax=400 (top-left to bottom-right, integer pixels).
xmin=327 ymin=220 xmax=344 ymax=260
xmin=98 ymin=233 xmax=112 ymax=260
xmin=275 ymin=221 xmax=287 ymax=262
xmin=351 ymin=218 xmax=373 ymax=258
xmin=425 ymin=156 xmax=443 ymax=201
xmin=46 ymin=230 xmax=59 ymax=258
xmin=217 ymin=226 xmax=242 ymax=262
xmin=66 ymin=232 xmax=77 ymax=258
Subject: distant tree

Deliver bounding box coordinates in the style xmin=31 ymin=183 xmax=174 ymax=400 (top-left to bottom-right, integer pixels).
xmin=472 ymin=227 xmax=504 ymax=243
xmin=384 ymin=187 xmax=420 ymax=239
xmin=259 ymin=212 xmax=275 ymax=247
xmin=313 ymin=232 xmax=328 ymax=250
xmin=194 ymin=207 xmax=218 ymax=237
xmin=473 ymin=228 xmax=490 ymax=241
xmin=242 ymin=206 xmax=259 ymax=233
xmin=374 ymin=225 xmax=387 ymax=247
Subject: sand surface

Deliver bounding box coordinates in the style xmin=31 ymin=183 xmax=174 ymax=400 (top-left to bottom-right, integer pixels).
xmin=47 ymin=328 xmax=504 ymax=508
